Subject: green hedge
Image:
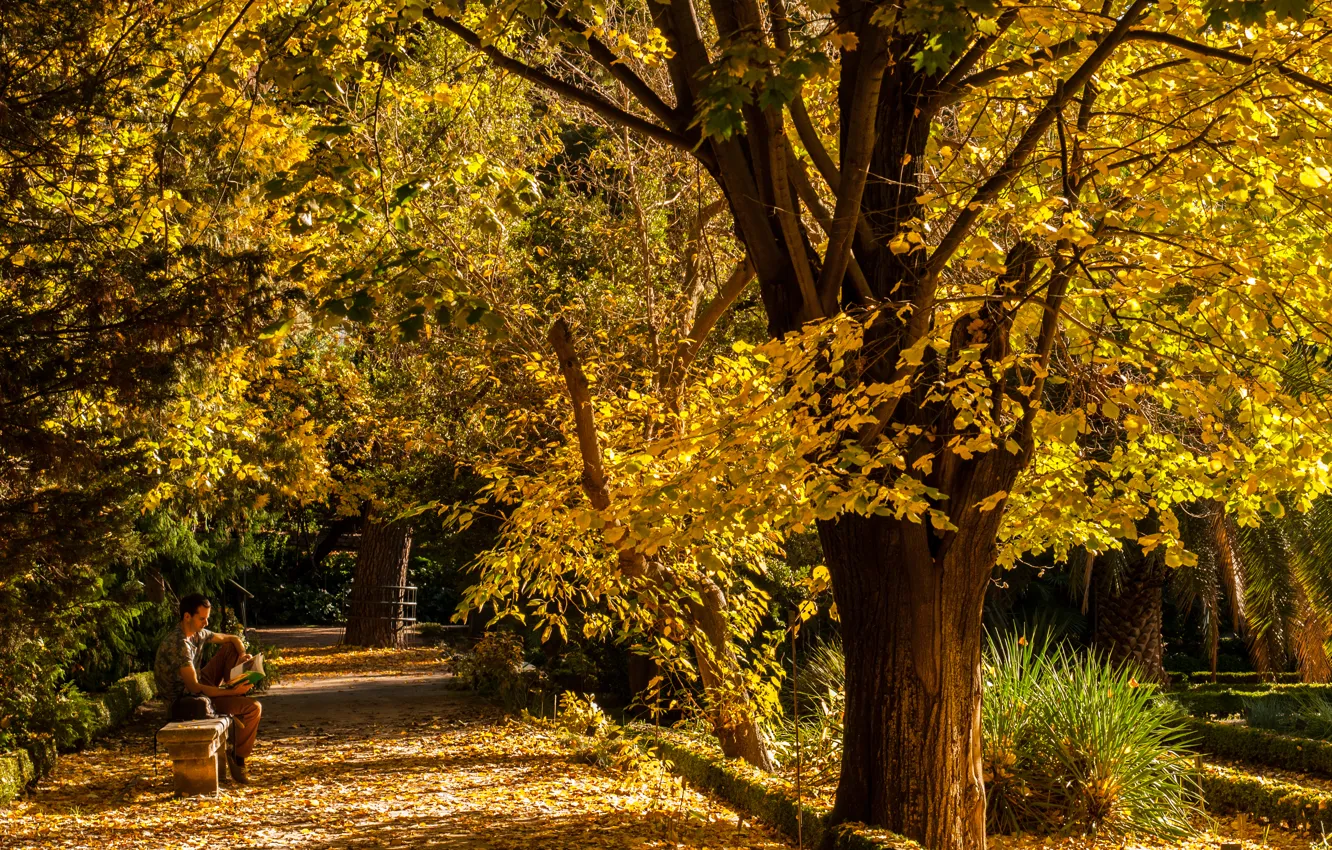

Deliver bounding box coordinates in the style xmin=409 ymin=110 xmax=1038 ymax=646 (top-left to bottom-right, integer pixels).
xmin=1 ymin=671 xmax=156 ymax=805
xmin=1172 ymin=672 xmax=1303 ymax=685
xmin=637 ymin=727 xmax=920 ymax=850
xmin=0 ymin=750 xmax=33 ymax=807
xmin=1202 ymin=764 xmax=1332 ymax=829
xmin=1190 ymin=719 xmax=1332 ymax=778
xmin=1173 ymin=685 xmax=1332 ymax=720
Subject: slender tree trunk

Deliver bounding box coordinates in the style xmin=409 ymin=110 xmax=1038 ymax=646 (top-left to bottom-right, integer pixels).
xmin=344 ymin=519 xmax=413 ymax=648
xmin=820 ymin=512 xmax=991 ymax=850
xmin=689 ymin=575 xmax=774 ymax=769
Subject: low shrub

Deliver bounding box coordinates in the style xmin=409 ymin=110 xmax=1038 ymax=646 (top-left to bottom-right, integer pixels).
xmin=0 ymin=750 xmax=33 ymax=804
xmin=450 ymin=631 xmax=542 ymax=711
xmin=768 ymin=639 xmax=845 ymax=784
xmin=553 ymin=693 xmax=647 ymax=774
xmin=1171 ymin=672 xmax=1303 ymax=686
xmin=983 ymin=632 xmax=1201 ymax=839
xmin=50 ymin=686 xmax=111 ymax=752
xmin=639 ymin=726 xmax=919 ymax=849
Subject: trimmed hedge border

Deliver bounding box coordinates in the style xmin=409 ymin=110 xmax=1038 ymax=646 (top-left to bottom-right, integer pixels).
xmin=1190 ymin=719 xmax=1332 ymax=778
xmin=1172 ymin=672 xmax=1303 ymax=685
xmin=637 ymin=727 xmax=920 ymax=850
xmin=1174 ymin=685 xmax=1332 ymax=720
xmin=1202 ymin=763 xmax=1332 ymax=830
xmin=0 ymin=671 xmax=156 ymax=805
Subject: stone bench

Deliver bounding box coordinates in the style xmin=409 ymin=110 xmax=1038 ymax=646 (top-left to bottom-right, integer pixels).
xmin=157 ymin=717 xmax=233 ymax=796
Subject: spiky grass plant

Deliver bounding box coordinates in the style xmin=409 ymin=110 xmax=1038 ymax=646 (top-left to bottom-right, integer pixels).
xmin=1243 ymin=693 xmax=1294 ymax=731
xmin=983 ymin=632 xmax=1202 ymax=839
xmin=983 ymin=630 xmax=1052 ymax=833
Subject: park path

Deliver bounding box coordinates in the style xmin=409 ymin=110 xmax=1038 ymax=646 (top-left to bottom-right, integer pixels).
xmin=0 ymin=628 xmax=792 ymax=850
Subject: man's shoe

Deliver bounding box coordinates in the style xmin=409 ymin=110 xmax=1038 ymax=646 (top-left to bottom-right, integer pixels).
xmin=228 ymin=753 xmax=250 ymax=785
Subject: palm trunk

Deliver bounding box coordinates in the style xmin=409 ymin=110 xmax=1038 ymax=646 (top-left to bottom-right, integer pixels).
xmin=344 ymin=519 xmax=412 ymax=647
xmin=1092 ymin=546 xmax=1167 ymax=684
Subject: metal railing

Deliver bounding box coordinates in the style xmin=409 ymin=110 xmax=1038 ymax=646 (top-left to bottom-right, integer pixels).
xmin=342 ymin=584 xmax=418 ymax=644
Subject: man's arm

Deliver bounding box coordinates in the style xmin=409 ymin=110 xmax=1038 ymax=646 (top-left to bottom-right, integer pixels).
xmin=180 ymin=664 xmax=253 ymax=698
xmin=207 ymin=631 xmax=252 ymax=664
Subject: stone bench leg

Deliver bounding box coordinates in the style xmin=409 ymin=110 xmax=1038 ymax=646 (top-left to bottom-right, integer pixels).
xmin=158 ymin=718 xmax=232 ymax=797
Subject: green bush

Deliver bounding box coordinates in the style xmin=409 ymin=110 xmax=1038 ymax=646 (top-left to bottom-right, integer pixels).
xmin=451 ymin=632 xmax=543 ymax=710
xmin=983 ymin=632 xmax=1201 ymax=839
xmin=0 ymin=750 xmax=34 ymax=804
xmin=768 ymin=638 xmax=845 ymax=784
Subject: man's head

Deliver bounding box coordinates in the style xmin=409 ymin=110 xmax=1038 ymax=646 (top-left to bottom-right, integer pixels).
xmin=179 ymin=593 xmax=212 ymax=635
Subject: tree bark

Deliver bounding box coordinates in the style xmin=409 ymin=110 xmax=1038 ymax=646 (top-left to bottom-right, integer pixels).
xmin=343 ymin=518 xmax=413 ymax=648
xmin=820 ymin=511 xmax=995 ymax=849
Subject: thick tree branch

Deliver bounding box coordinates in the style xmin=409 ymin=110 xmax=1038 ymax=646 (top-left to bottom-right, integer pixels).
xmin=1125 ymin=30 xmax=1332 ymax=97
xmin=768 ymin=122 xmax=822 ymax=319
xmin=938 ymin=34 xmax=1087 ymax=108
xmin=424 ymin=13 xmax=702 ymax=156
xmin=549 ymin=318 xmax=615 ymax=512
xmin=816 ymin=40 xmax=888 ymax=315
xmin=788 ymin=95 xmax=880 ymax=252
xmin=858 ymin=0 xmax=1150 ymax=448
xmin=790 ymin=94 xmax=839 ymax=189
xmin=787 ymin=149 xmax=874 ymax=301
xmin=932 ymin=8 xmax=1021 ymax=108
xmin=663 ymin=258 xmax=756 ymax=398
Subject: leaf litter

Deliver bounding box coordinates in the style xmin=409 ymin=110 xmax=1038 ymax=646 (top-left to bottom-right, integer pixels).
xmin=0 ymin=639 xmax=1319 ymax=848
xmin=0 ymin=642 xmax=791 ymax=849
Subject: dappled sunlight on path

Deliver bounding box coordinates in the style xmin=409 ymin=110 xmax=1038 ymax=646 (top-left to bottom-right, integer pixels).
xmin=276 ymin=644 xmax=451 ymax=681
xmin=0 ymin=638 xmax=792 ymax=850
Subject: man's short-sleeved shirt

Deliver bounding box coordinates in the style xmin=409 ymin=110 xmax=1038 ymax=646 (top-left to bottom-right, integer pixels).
xmin=154 ymin=624 xmax=212 ymax=704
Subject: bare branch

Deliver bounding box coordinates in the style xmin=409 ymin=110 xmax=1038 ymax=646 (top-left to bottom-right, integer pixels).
xmin=664 ymin=258 xmax=756 ymax=398
xmin=1125 ymin=30 xmax=1332 ymax=97
xmin=938 ymin=34 xmax=1087 ymax=108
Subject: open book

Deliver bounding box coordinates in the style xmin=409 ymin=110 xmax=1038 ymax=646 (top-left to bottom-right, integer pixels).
xmin=223 ymin=653 xmax=265 ymax=688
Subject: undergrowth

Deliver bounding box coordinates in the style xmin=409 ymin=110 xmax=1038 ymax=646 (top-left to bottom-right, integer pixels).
xmin=765 ymin=632 xmax=1202 ymax=840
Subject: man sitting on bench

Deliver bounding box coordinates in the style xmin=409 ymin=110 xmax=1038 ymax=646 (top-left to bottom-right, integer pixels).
xmin=154 ymin=593 xmax=263 ymax=784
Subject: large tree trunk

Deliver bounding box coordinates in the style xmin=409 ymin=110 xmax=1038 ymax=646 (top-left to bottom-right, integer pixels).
xmin=343 ymin=519 xmax=413 ymax=648
xmin=820 ymin=512 xmax=994 ymax=849
xmin=1092 ymin=547 xmax=1167 ymax=684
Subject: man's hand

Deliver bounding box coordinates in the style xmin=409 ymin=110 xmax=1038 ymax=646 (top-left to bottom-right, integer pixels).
xmin=228 ymin=634 xmax=252 ymax=664
xmin=231 ymin=682 xmax=255 ymax=696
